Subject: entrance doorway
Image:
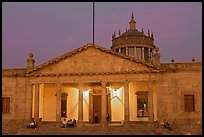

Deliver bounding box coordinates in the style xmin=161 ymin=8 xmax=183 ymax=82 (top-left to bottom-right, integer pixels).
xmin=61 ymin=93 xmax=68 ymax=118
xmin=93 ymin=95 xmax=101 ymax=123
xmin=91 ymin=93 xmax=111 ymax=123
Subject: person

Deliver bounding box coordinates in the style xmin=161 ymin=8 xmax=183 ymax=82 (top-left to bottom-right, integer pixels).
xmin=94 ymin=112 xmax=99 ymax=123
xmin=106 ymin=113 xmax=110 ymax=122
xmin=27 ymin=121 xmax=35 ymax=129
xmin=67 ymin=120 xmax=70 ymax=127
xmin=73 ymin=119 xmax=77 ymax=127
xmin=61 ymin=118 xmax=67 ymax=128
xmin=67 ymin=119 xmax=74 ymax=127
xmin=34 ymin=121 xmax=38 ymax=129
xmin=164 ymin=120 xmax=172 ymax=130
xmin=155 ymin=126 xmax=161 ymax=135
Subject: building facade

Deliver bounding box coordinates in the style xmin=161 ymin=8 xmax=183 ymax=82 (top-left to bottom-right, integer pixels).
xmin=2 ymin=14 xmax=202 ymax=132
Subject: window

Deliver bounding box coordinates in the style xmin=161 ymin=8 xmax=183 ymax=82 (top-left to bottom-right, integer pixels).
xmin=136 ymin=47 xmax=142 ymax=60
xmin=136 ymin=91 xmax=148 ymax=117
xmin=128 ymin=47 xmax=135 ymax=57
xmin=2 ymin=97 xmax=10 ymax=113
xmin=121 ymin=47 xmax=126 ymax=55
xmin=150 ymin=48 xmax=153 ymax=61
xmin=115 ymin=48 xmax=119 ymax=53
xmin=144 ymin=47 xmax=148 ymax=61
xmin=184 ymin=95 xmax=195 ymax=112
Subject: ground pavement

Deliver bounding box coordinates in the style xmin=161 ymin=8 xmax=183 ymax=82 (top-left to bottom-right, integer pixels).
xmin=2 ymin=122 xmax=202 ymax=135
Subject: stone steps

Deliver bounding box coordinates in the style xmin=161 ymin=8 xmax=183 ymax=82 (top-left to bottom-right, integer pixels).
xmin=3 ymin=121 xmax=202 ymax=135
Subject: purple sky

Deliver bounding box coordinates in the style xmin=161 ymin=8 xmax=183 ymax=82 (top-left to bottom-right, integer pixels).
xmin=2 ymin=2 xmax=202 ymax=69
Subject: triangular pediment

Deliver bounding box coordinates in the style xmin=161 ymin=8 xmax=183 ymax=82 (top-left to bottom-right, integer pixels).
xmin=27 ymin=43 xmax=159 ymax=76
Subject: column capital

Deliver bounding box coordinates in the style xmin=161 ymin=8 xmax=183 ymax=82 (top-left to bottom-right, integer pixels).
xmin=34 ymin=83 xmax=41 ymax=85
xmin=148 ymin=79 xmax=154 ymax=84
xmin=56 ymin=81 xmax=62 ymax=86
xmin=100 ymin=81 xmax=107 ymax=87
xmin=78 ymin=82 xmax=85 ymax=89
xmin=124 ymin=80 xmax=130 ymax=84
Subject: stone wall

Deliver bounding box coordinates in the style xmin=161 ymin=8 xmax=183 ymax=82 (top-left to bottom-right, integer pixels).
xmin=2 ymin=76 xmax=31 ymax=133
xmin=156 ymin=65 xmax=202 ymax=130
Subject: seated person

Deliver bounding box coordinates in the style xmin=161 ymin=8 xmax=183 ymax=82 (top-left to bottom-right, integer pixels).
xmin=94 ymin=112 xmax=99 ymax=123
xmin=34 ymin=121 xmax=38 ymax=129
xmin=106 ymin=113 xmax=110 ymax=122
xmin=164 ymin=120 xmax=172 ymax=130
xmin=61 ymin=118 xmax=67 ymax=128
xmin=27 ymin=121 xmax=35 ymax=129
xmin=73 ymin=119 xmax=77 ymax=127
xmin=67 ymin=119 xmax=74 ymax=127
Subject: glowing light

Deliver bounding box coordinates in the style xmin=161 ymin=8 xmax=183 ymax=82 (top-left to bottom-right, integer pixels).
xmin=113 ymin=89 xmax=118 ymax=97
xmin=83 ymin=90 xmax=90 ymax=100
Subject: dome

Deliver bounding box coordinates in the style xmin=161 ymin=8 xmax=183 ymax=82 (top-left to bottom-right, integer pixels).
xmin=111 ymin=29 xmax=155 ymax=49
xmin=110 ymin=13 xmax=156 ymax=63
xmin=119 ymin=29 xmax=145 ymax=38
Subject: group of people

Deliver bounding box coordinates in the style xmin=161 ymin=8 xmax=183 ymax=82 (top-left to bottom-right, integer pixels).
xmin=61 ymin=118 xmax=77 ymax=128
xmin=164 ymin=120 xmax=172 ymax=130
xmin=27 ymin=121 xmax=38 ymax=129
xmin=154 ymin=120 xmax=173 ymax=135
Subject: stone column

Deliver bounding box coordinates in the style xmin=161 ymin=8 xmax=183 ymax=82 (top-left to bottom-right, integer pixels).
xmin=148 ymin=48 xmax=151 ymax=62
xmin=25 ymin=81 xmax=33 ymax=121
xmin=119 ymin=48 xmax=121 ymax=54
xmin=89 ymin=92 xmax=93 ymax=123
xmin=126 ymin=47 xmax=128 ymax=56
xmin=124 ymin=81 xmax=130 ymax=125
xmin=78 ymin=83 xmax=84 ymax=126
xmin=152 ymin=48 xmax=154 ymax=57
xmin=101 ymin=81 xmax=107 ymax=126
xmin=34 ymin=83 xmax=40 ymax=122
xmin=148 ymin=80 xmax=154 ymax=122
xmin=142 ymin=47 xmax=144 ymax=61
xmin=56 ymin=82 xmax=62 ymax=122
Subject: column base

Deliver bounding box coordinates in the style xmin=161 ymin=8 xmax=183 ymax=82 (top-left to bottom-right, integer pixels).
xmin=101 ymin=121 xmax=108 ymax=127
xmin=34 ymin=118 xmax=40 ymax=122
xmin=76 ymin=121 xmax=85 ymax=127
xmin=148 ymin=117 xmax=154 ymax=123
xmin=123 ymin=120 xmax=131 ymax=126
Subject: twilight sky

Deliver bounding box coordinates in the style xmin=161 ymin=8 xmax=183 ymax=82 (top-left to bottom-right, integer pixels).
xmin=2 ymin=2 xmax=202 ymax=69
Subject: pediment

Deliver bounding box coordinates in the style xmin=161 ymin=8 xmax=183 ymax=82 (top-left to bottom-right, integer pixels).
xmin=28 ymin=44 xmax=158 ymax=75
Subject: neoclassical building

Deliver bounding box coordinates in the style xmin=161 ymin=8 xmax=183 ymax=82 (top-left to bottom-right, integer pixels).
xmin=2 ymin=14 xmax=202 ymax=131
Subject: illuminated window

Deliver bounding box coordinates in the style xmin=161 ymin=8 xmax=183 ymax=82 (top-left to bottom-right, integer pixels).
xmin=184 ymin=95 xmax=195 ymax=112
xmin=2 ymin=97 xmax=10 ymax=113
xmin=136 ymin=91 xmax=148 ymax=117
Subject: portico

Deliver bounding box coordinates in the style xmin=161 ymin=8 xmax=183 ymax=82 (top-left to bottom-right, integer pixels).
xmin=30 ymin=76 xmax=157 ymax=126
